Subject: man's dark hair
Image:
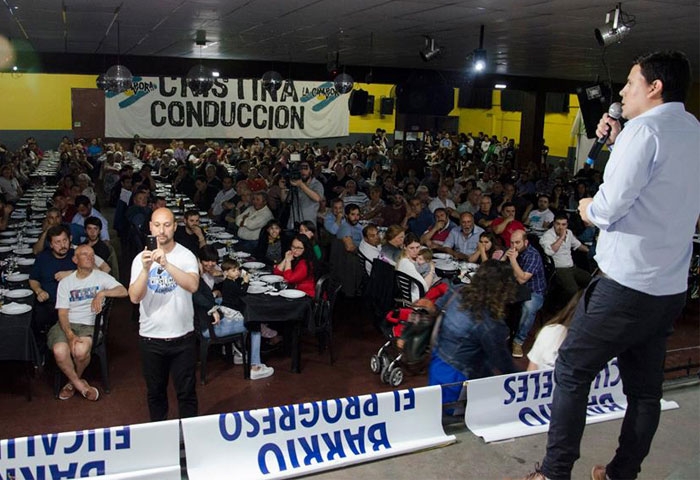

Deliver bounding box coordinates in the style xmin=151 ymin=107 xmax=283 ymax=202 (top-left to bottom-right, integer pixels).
xmin=195 ymin=175 xmax=207 ymax=183
xmin=198 ymin=245 xmax=219 ymax=262
xmin=362 ymin=224 xmax=377 ymax=238
xmin=554 ymin=212 xmax=569 ymax=222
xmin=47 ymin=224 xmax=71 ymax=242
xmin=84 ymin=216 xmax=103 ymax=231
xmin=538 ymin=194 xmax=550 ymax=201
xmin=345 ymin=203 xmax=360 ymax=215
xmin=184 ymin=209 xmax=200 ymax=219
xmin=635 ymin=50 xmax=692 ymax=103
xmin=502 ymin=202 xmax=516 ymax=210
xmin=433 ymin=207 xmax=447 ymax=217
xmin=74 ymin=195 xmax=91 ymax=208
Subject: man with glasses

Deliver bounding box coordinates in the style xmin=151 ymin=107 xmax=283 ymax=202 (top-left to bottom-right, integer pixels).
xmin=286 ymin=160 xmax=324 ymax=229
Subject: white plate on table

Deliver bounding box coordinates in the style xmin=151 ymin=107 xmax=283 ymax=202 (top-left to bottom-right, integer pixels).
xmin=435 ymin=260 xmax=459 ymax=272
xmin=247 ymin=285 xmax=269 ymax=295
xmin=208 ymin=226 xmax=225 ymax=233
xmin=16 ymin=258 xmax=35 ymax=266
xmin=233 ymin=251 xmax=250 ymax=259
xmin=1 ymin=302 xmax=32 ymax=315
xmin=0 ymin=238 xmax=16 ymax=245
xmin=249 ymin=281 xmax=267 ymax=288
xmin=7 ymin=273 xmax=30 ymax=282
xmin=23 ymin=237 xmax=39 ymax=244
xmin=242 ymin=262 xmax=265 ymax=270
xmin=5 ymin=288 xmax=32 ymax=299
xmin=0 ymin=231 xmax=16 ymax=237
xmin=260 ymin=275 xmax=284 ymax=284
xmin=433 ymin=252 xmax=453 ymax=260
xmin=13 ymin=248 xmax=33 ymax=256
xmin=25 ymin=228 xmax=43 ymax=235
xmin=213 ymin=232 xmax=235 ymax=240
xmin=279 ymin=289 xmax=305 ymax=299
xmin=0 ymin=246 xmax=12 ymax=252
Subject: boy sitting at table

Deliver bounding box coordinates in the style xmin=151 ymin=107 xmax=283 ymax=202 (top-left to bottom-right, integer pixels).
xmin=213 ymin=259 xmax=274 ymax=380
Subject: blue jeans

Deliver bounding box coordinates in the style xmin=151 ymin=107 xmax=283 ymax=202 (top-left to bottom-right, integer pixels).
xmin=541 ymin=276 xmax=685 ymax=480
xmin=202 ymin=317 xmax=262 ymax=365
xmin=514 ymin=292 xmax=544 ymax=345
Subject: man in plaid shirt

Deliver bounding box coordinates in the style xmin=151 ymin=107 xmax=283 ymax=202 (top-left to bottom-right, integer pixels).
xmin=506 ymin=229 xmax=546 ymax=358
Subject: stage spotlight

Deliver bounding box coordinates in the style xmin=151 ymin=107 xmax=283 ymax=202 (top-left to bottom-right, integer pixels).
xmin=595 ymin=3 xmax=635 ymax=47
xmin=420 ymin=36 xmax=442 ymax=62
xmin=473 ymin=49 xmax=487 ymax=72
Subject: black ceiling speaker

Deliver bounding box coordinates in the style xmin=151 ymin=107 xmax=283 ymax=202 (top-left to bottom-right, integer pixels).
xmin=396 ymin=71 xmax=453 ymax=115
xmin=349 ymin=89 xmax=369 ymax=115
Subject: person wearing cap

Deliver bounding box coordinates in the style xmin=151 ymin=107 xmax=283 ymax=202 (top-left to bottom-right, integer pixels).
xmin=286 ymin=159 xmax=324 ymax=229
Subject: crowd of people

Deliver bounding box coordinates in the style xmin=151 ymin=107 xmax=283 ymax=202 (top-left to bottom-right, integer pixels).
xmin=0 ymin=124 xmax=603 ymax=413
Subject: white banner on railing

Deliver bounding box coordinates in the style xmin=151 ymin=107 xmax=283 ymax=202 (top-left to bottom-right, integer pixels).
xmin=0 ymin=420 xmax=181 ymax=479
xmin=105 ymin=77 xmax=350 ymax=139
xmin=182 ymin=386 xmax=455 ymax=480
xmin=465 ymin=358 xmax=679 ymax=443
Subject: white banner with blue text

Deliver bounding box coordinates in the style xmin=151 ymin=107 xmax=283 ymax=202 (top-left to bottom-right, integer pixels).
xmin=465 ymin=358 xmax=679 ymax=443
xmin=0 ymin=420 xmax=181 ymax=479
xmin=105 ymin=77 xmax=350 ymax=139
xmin=182 ymin=386 xmax=455 ymax=479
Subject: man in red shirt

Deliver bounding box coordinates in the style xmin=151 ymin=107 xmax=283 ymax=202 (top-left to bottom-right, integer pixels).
xmin=491 ymin=202 xmax=524 ymax=248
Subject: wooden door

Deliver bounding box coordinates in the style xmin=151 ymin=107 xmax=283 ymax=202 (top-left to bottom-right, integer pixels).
xmin=71 ymin=88 xmax=105 ymax=140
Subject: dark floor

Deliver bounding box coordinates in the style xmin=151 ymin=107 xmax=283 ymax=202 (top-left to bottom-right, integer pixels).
xmin=0 ymin=292 xmax=698 ymax=441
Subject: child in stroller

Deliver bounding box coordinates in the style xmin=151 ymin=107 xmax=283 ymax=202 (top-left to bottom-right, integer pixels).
xmin=370 ymin=298 xmax=436 ymax=387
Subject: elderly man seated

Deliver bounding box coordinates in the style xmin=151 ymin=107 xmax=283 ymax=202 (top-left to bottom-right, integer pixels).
xmin=440 ymin=212 xmax=484 ymax=260
xmin=234 ymin=191 xmax=274 ymax=252
xmin=49 ymin=245 xmax=128 ymax=401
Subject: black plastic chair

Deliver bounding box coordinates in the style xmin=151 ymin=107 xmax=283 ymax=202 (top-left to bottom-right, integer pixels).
xmin=394 ymin=270 xmax=426 ymax=305
xmin=309 ymin=274 xmax=342 ymax=364
xmin=194 ymin=305 xmax=249 ymax=384
xmin=53 ymin=298 xmax=114 ymax=396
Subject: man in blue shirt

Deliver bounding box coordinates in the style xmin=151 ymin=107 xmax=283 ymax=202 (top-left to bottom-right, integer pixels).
xmin=336 ymin=203 xmax=363 ymax=253
xmin=520 ymin=51 xmax=700 ymax=480
xmin=441 ymin=212 xmax=484 ymax=260
xmin=506 ymin=229 xmax=546 ymax=358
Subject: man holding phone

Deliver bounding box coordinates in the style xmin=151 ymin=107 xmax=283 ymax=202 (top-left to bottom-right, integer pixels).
xmin=128 ymin=208 xmax=200 ymax=421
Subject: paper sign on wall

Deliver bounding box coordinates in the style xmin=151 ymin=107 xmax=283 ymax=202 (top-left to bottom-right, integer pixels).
xmin=105 ymin=77 xmax=350 ymax=139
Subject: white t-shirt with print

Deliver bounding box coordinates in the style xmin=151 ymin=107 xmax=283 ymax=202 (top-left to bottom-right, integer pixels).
xmin=130 ymin=242 xmax=199 ymax=338
xmin=55 ymin=270 xmax=123 ymax=326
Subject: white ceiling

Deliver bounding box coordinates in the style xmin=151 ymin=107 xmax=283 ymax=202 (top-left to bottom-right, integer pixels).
xmin=1 ymin=0 xmax=699 ymax=82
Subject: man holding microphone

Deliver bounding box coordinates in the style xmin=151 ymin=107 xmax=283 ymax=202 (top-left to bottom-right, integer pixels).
xmin=520 ymin=51 xmax=700 ymax=480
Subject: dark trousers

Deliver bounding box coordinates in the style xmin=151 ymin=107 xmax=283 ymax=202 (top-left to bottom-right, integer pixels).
xmin=541 ymin=276 xmax=685 ymax=480
xmin=139 ymin=334 xmax=198 ymax=422
xmin=555 ymin=266 xmax=591 ymax=301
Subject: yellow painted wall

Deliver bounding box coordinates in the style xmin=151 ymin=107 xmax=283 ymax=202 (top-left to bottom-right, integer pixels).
xmin=347 ymin=83 xmax=396 ymax=133
xmin=0 ymin=73 xmax=95 ymax=130
xmin=457 ymin=90 xmax=581 ymax=158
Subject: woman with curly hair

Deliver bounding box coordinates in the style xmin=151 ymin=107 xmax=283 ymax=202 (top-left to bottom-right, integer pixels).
xmin=428 ymin=259 xmax=520 ymax=403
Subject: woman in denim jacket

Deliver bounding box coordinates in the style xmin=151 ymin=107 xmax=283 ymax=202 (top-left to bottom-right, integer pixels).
xmin=429 ymin=260 xmax=520 ymax=403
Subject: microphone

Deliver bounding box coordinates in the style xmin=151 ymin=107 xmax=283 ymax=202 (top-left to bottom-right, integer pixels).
xmin=586 ymin=102 xmax=622 ymax=166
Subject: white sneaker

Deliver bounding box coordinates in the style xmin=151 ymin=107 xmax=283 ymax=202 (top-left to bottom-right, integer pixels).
xmin=233 ymin=350 xmax=243 ymax=365
xmin=250 ymin=364 xmax=274 ymax=380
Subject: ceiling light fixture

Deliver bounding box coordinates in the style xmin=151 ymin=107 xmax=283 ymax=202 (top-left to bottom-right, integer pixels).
xmin=419 ymin=36 xmax=442 ymax=62
xmin=186 ymin=31 xmax=215 ymax=95
xmin=102 ymin=21 xmax=133 ymax=94
xmin=470 ymin=25 xmax=487 ymax=73
xmin=494 ymin=83 xmax=507 ymax=89
xmin=595 ymin=3 xmax=635 ymax=47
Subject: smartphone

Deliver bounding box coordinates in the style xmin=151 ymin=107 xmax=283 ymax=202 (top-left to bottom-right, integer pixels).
xmin=146 ymin=235 xmax=158 ymax=251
